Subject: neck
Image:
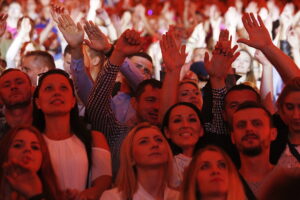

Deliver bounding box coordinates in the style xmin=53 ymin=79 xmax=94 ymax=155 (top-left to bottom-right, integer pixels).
xmin=239 ymin=151 xmax=273 ymax=182
xmin=137 ymin=166 xmax=167 ymax=199
xmin=44 ymin=114 xmax=72 ymax=140
xmin=289 ymin=132 xmax=300 ymax=145
xmin=182 ymin=146 xmax=194 ymax=157
xmin=5 ymin=104 xmax=33 ymax=128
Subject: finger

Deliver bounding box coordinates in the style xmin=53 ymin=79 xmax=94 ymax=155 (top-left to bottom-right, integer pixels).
xmin=237 ymin=38 xmax=251 ymax=46
xmin=231 ymin=45 xmax=238 ymax=54
xmin=77 ymin=22 xmax=83 ymax=31
xmin=257 ymin=15 xmax=265 ymax=28
xmin=242 ymin=13 xmax=252 ymax=29
xmin=250 ymin=13 xmax=259 ymax=27
xmin=230 ymin=51 xmax=240 ymax=64
xmin=180 ymin=45 xmax=186 ymax=55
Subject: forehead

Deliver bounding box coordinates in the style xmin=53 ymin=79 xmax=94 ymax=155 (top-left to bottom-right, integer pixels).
xmin=198 ymin=150 xmax=224 ymax=162
xmin=40 ymin=74 xmax=70 ymax=85
xmin=13 ymin=129 xmax=39 ymax=142
xmin=283 ymin=91 xmax=300 ymax=104
xmin=233 ymin=108 xmax=269 ymax=122
xmin=0 ymin=71 xmax=30 ymax=83
xmin=179 ymin=82 xmax=198 ymax=91
xmin=140 ymin=85 xmax=161 ymax=97
xmin=134 ymin=127 xmax=162 ymax=140
xmin=225 ymin=89 xmax=258 ymax=104
xmin=170 ymin=105 xmax=197 ymax=116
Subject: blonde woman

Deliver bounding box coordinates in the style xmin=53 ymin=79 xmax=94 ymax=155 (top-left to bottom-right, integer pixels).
xmin=101 ymin=122 xmax=179 ymax=200
xmin=180 ymin=145 xmax=247 ymax=200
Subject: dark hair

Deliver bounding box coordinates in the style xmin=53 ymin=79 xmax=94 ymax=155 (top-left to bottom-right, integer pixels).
xmin=134 ymin=79 xmax=162 ymax=100
xmin=277 ymin=77 xmax=300 ymax=111
xmin=161 ymin=102 xmax=205 ymax=155
xmin=0 ymin=126 xmax=61 ymax=199
xmin=17 ymin=16 xmax=35 ymax=39
xmin=64 ymin=45 xmax=72 ymax=57
xmin=23 ymin=50 xmax=56 ymax=70
xmin=229 ymin=101 xmax=273 ymax=131
xmin=128 ymin=52 xmax=153 ymax=63
xmin=0 ymin=68 xmax=32 ymax=84
xmin=224 ymin=84 xmax=260 ymax=109
xmin=32 ymin=69 xmax=92 ymax=170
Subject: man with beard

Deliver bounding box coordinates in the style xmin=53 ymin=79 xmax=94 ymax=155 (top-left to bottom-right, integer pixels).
xmin=0 ymin=69 xmax=33 ymax=138
xmin=230 ymin=102 xmax=277 ymax=197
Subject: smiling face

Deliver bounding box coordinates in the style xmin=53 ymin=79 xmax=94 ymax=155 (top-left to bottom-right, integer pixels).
xmin=178 ymin=82 xmax=203 ymax=109
xmin=165 ymin=105 xmax=203 ymax=152
xmin=35 ymin=74 xmax=76 ymax=116
xmin=8 ymin=129 xmax=42 ymax=172
xmin=231 ymin=108 xmax=276 ymax=156
xmin=197 ymin=150 xmax=229 ymax=197
xmin=132 ymin=127 xmax=169 ymax=168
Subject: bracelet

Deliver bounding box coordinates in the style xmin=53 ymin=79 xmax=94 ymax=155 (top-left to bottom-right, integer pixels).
xmin=29 ymin=193 xmax=45 ymax=200
xmin=104 ymin=44 xmax=114 ymax=58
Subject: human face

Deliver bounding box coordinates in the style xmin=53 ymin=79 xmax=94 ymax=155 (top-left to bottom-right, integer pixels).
xmin=63 ymin=53 xmax=72 ymax=74
xmin=279 ymin=91 xmax=300 ymax=135
xmin=0 ymin=71 xmax=32 ymax=109
xmin=8 ymin=129 xmax=42 ymax=172
xmin=35 ymin=74 xmax=75 ymax=116
xmin=224 ymin=89 xmax=259 ymax=124
xmin=231 ymin=108 xmax=276 ymax=156
xmin=132 ymin=127 xmax=169 ymax=168
xmin=129 ymin=56 xmax=153 ymax=79
xmin=165 ymin=105 xmax=203 ymax=152
xmin=232 ymin=51 xmax=251 ymax=75
xmin=136 ymin=85 xmax=161 ymax=125
xmin=8 ymin=2 xmax=22 ymax=19
xmin=21 ymin=56 xmax=47 ymax=86
xmin=197 ymin=151 xmax=229 ymax=197
xmin=178 ymin=83 xmax=202 ymax=109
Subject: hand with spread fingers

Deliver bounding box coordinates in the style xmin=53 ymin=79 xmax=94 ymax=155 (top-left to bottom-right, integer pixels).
xmin=237 ymin=13 xmax=273 ymax=50
xmin=50 ymin=3 xmax=68 ymax=24
xmin=0 ymin=13 xmax=7 ymax=37
xmin=160 ymin=30 xmax=187 ymax=73
xmin=83 ymin=20 xmax=112 ymax=53
xmin=57 ymin=14 xmax=84 ymax=48
xmin=3 ymin=160 xmax=43 ymax=199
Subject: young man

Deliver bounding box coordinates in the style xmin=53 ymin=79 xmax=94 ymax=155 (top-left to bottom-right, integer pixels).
xmin=231 ymin=102 xmax=277 ymax=197
xmin=0 ymin=69 xmax=33 ymax=137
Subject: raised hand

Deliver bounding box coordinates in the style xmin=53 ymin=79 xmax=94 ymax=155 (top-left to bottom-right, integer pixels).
xmin=237 ymin=13 xmax=273 ymax=50
xmin=57 ymin=14 xmax=84 ymax=48
xmin=110 ymin=29 xmax=143 ymax=66
xmin=50 ymin=3 xmax=68 ymax=24
xmin=160 ymin=30 xmax=187 ymax=73
xmin=0 ymin=13 xmax=7 ymax=37
xmin=83 ymin=20 xmax=112 ymax=53
xmin=3 ymin=160 xmax=42 ymax=199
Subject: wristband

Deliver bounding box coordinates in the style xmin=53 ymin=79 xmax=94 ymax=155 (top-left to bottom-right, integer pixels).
xmin=29 ymin=193 xmax=45 ymax=200
xmin=104 ymin=45 xmax=114 ymax=58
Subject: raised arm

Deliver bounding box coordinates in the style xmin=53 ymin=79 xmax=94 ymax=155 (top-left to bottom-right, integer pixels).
xmin=0 ymin=14 xmax=7 ymax=37
xmin=237 ymin=13 xmax=300 ymax=83
xmin=159 ymin=30 xmax=187 ymax=122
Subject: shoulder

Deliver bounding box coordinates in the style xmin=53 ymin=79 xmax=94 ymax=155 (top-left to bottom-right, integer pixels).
xmin=91 ymin=130 xmax=110 ymax=151
xmin=100 ymin=188 xmax=122 ymax=200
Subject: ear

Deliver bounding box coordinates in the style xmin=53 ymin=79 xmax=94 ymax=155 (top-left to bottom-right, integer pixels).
xmin=131 ymin=97 xmax=137 ymax=110
xmin=270 ymin=127 xmax=277 ymax=141
xmin=164 ymin=127 xmax=171 ymax=139
xmin=91 ymin=56 xmax=101 ymax=66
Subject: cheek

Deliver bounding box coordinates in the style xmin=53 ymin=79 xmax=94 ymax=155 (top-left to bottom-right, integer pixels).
xmin=196 ymin=171 xmax=208 ymax=193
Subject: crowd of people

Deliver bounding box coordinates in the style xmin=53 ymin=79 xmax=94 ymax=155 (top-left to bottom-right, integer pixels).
xmin=0 ymin=0 xmax=300 ymax=199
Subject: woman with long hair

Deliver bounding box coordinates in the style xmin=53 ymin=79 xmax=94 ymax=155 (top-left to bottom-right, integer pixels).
xmin=161 ymin=102 xmax=205 ymax=188
xmin=180 ymin=145 xmax=247 ymax=200
xmin=0 ymin=125 xmax=61 ymax=200
xmin=101 ymin=122 xmax=179 ymax=200
xmin=32 ymin=69 xmax=112 ymax=200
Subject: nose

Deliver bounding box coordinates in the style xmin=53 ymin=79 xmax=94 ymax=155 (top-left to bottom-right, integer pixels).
xmin=211 ymin=165 xmax=221 ymax=176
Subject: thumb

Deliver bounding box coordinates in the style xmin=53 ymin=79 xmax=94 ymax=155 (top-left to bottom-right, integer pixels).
xmin=84 ymin=39 xmax=92 ymax=48
xmin=237 ymin=38 xmax=251 ymax=46
xmin=77 ymin=22 xmax=83 ymax=31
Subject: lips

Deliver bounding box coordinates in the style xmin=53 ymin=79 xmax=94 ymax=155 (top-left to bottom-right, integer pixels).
xmin=148 ymin=152 xmax=162 ymax=157
xmin=211 ymin=177 xmax=224 ymax=182
xmin=242 ymin=134 xmax=259 ymax=141
xmin=50 ymin=98 xmax=64 ymax=105
xmin=148 ymin=112 xmax=158 ymax=120
xmin=22 ymin=155 xmax=32 ymax=164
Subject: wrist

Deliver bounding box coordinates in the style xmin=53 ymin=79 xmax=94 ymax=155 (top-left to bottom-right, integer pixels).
xmin=103 ymin=44 xmax=114 ymax=57
xmin=110 ymin=49 xmax=126 ymax=66
xmin=210 ymin=77 xmax=226 ymax=89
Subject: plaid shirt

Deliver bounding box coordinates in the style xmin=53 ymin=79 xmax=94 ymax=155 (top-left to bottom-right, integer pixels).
xmin=86 ymin=60 xmax=129 ymax=177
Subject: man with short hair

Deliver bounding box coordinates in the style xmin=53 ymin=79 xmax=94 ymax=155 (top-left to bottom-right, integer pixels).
xmin=20 ymin=50 xmax=56 ymax=86
xmin=231 ymin=102 xmax=277 ymax=197
xmin=0 ymin=69 xmax=33 ymax=137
